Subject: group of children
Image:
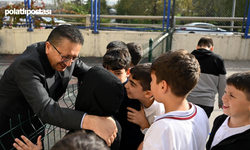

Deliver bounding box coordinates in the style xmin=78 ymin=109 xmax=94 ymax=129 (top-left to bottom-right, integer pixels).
xmin=13 ymin=39 xmax=250 ymax=150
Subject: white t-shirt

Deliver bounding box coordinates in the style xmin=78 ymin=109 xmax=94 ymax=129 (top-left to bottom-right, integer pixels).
xmin=144 ymin=100 xmax=165 ymax=125
xmin=211 ymin=116 xmax=250 ymax=149
xmin=142 ymin=103 xmax=209 ymax=150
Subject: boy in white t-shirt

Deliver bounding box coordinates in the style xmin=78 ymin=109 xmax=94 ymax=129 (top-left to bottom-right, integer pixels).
xmin=125 ymin=63 xmax=165 ymax=135
xmin=206 ymin=71 xmax=250 ymax=150
xmin=139 ymin=49 xmax=209 ymax=150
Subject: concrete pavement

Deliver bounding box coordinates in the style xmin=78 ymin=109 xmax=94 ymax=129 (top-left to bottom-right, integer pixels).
xmin=0 ymin=54 xmax=250 ymax=133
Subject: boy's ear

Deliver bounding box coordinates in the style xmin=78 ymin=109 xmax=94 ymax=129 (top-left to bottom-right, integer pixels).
xmin=210 ymin=46 xmax=214 ymax=51
xmin=161 ymin=80 xmax=169 ymax=94
xmin=196 ymin=46 xmax=200 ymax=50
xmin=144 ymin=90 xmax=153 ymax=99
xmin=126 ymin=68 xmax=131 ymax=77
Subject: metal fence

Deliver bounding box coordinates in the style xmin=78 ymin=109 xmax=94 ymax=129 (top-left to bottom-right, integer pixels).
xmin=1 ymin=0 xmax=249 ymax=34
xmin=0 ymin=78 xmax=78 ymax=150
xmin=174 ymin=0 xmax=247 ymax=32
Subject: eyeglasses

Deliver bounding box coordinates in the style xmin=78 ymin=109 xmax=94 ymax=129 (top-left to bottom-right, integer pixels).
xmin=49 ymin=42 xmax=80 ymax=62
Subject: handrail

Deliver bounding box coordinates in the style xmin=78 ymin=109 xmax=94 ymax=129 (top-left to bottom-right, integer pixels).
xmin=35 ymin=14 xmax=246 ymax=21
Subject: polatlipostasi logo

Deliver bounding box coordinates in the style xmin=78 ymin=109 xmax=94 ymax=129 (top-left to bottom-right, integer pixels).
xmin=5 ymin=8 xmax=51 ymax=16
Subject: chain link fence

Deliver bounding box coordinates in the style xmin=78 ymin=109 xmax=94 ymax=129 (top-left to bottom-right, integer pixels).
xmin=0 ymin=0 xmax=247 ymax=31
xmin=174 ymin=0 xmax=247 ymax=31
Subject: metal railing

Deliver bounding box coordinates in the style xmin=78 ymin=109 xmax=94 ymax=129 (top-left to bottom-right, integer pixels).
xmin=140 ymin=27 xmax=174 ymax=63
xmin=23 ymin=15 xmax=248 ymax=31
xmin=0 ymin=79 xmax=78 ymax=150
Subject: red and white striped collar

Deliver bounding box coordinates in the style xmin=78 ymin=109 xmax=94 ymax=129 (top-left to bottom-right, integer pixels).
xmin=154 ymin=103 xmax=197 ymax=123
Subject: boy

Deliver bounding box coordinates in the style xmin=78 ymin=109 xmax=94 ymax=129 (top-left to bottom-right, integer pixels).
xmin=126 ymin=42 xmax=143 ymax=67
xmin=72 ymin=66 xmax=124 ymax=150
xmin=103 ymin=48 xmax=144 ymax=150
xmin=140 ymin=49 xmax=209 ymax=150
xmin=206 ymin=71 xmax=250 ymax=150
xmin=187 ymin=36 xmax=227 ymax=118
xmin=106 ymin=40 xmax=128 ymax=51
xmin=125 ymin=63 xmax=165 ymax=134
xmin=14 ymin=130 xmax=110 ymax=150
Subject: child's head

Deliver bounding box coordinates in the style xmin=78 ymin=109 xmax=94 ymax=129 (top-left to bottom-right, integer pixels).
xmin=75 ymin=66 xmax=124 ymax=116
xmin=106 ymin=40 xmax=128 ymax=51
xmin=222 ymin=71 xmax=250 ymax=117
xmin=126 ymin=42 xmax=143 ymax=67
xmin=125 ymin=63 xmax=152 ymax=100
xmin=103 ymin=48 xmax=131 ymax=83
xmin=51 ymin=130 xmax=109 ymax=150
xmin=197 ymin=36 xmax=214 ymax=51
xmin=150 ymin=49 xmax=200 ymax=101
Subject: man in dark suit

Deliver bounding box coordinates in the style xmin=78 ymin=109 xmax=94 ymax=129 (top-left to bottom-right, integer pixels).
xmin=0 ymin=25 xmax=117 ymax=149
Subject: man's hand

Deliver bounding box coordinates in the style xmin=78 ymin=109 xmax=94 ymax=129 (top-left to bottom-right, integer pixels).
xmin=13 ymin=135 xmax=43 ymax=150
xmin=82 ymin=115 xmax=117 ymax=146
xmin=127 ymin=105 xmax=150 ymax=130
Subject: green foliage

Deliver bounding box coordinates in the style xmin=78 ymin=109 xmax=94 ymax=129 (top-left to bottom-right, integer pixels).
xmin=116 ymin=0 xmax=165 ymax=24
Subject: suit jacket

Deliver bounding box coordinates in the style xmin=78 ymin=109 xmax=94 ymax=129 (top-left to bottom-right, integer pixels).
xmin=0 ymin=42 xmax=90 ymax=149
xmin=206 ymin=114 xmax=250 ymax=150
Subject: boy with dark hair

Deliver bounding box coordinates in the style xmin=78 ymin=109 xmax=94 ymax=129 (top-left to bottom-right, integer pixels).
xmin=106 ymin=41 xmax=128 ymax=51
xmin=125 ymin=63 xmax=164 ymax=134
xmin=14 ymin=130 xmax=110 ymax=150
xmin=103 ymin=48 xmax=131 ymax=83
xmin=140 ymin=49 xmax=209 ymax=150
xmin=51 ymin=131 xmax=110 ymax=150
xmin=187 ymin=36 xmax=227 ymax=118
xmin=206 ymin=71 xmax=250 ymax=150
xmin=126 ymin=42 xmax=143 ymax=67
xmin=103 ymin=48 xmax=144 ymax=150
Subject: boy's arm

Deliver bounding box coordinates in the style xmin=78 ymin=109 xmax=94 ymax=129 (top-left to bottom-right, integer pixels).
xmin=218 ymin=74 xmax=226 ymax=108
xmin=127 ymin=105 xmax=150 ymax=130
xmin=137 ymin=142 xmax=143 ymax=150
xmin=13 ymin=135 xmax=42 ymax=150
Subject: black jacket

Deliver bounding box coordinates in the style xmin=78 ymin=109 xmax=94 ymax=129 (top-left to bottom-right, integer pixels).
xmin=187 ymin=48 xmax=226 ymax=107
xmin=114 ymin=79 xmax=144 ymax=150
xmin=74 ymin=66 xmax=124 ymax=150
xmin=206 ymin=114 xmax=250 ymax=150
xmin=0 ymin=42 xmax=90 ymax=149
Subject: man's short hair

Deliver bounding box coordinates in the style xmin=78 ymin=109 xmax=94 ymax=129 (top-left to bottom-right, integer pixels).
xmin=150 ymin=49 xmax=200 ymax=97
xmin=226 ymin=71 xmax=250 ymax=101
xmin=197 ymin=37 xmax=213 ymax=48
xmin=102 ymin=48 xmax=131 ymax=71
xmin=127 ymin=42 xmax=143 ymax=66
xmin=51 ymin=130 xmax=109 ymax=150
xmin=47 ymin=25 xmax=84 ymax=46
xmin=106 ymin=40 xmax=128 ymax=50
xmin=130 ymin=63 xmax=151 ymax=91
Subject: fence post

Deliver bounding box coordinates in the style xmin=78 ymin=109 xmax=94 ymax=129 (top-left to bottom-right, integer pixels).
xmin=27 ymin=0 xmax=33 ymax=32
xmin=85 ymin=15 xmax=91 ymax=30
xmin=92 ymin=0 xmax=99 ymax=34
xmin=166 ymin=0 xmax=171 ymax=30
xmin=244 ymin=1 xmax=250 ymax=38
xmin=148 ymin=38 xmax=153 ymax=62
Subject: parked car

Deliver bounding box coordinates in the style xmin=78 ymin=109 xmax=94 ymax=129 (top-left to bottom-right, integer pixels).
xmin=35 ymin=16 xmax=70 ymax=29
xmin=2 ymin=16 xmax=27 ymax=27
xmin=175 ymin=22 xmax=234 ymax=35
